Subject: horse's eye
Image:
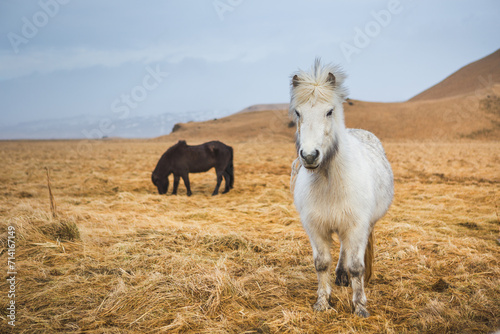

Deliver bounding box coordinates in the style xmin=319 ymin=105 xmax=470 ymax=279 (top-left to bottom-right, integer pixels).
xmin=326 ymin=109 xmax=333 ymax=117
xmin=295 ymin=110 xmax=300 ymax=118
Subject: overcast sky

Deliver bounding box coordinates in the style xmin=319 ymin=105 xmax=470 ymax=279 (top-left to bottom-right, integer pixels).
xmin=0 ymin=0 xmax=499 ymax=127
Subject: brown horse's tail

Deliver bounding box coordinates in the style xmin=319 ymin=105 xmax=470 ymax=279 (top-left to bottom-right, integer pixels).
xmin=226 ymin=147 xmax=234 ymax=189
xmin=364 ymin=230 xmax=374 ymax=283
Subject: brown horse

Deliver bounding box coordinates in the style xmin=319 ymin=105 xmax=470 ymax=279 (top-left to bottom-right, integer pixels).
xmin=152 ymin=140 xmax=234 ymax=196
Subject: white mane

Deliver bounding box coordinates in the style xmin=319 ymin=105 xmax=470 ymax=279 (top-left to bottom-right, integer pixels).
xmin=289 ymin=58 xmax=348 ymax=115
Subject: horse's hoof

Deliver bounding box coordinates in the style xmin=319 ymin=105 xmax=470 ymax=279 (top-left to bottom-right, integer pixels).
xmin=354 ymin=305 xmax=370 ymax=318
xmin=211 ymin=192 xmax=218 ymax=196
xmin=313 ymin=298 xmax=331 ymax=312
xmin=187 ymin=192 xmax=192 ymax=196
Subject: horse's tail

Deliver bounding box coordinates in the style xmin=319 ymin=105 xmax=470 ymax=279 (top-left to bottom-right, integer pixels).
xmin=364 ymin=230 xmax=374 ymax=283
xmin=226 ymin=147 xmax=234 ymax=189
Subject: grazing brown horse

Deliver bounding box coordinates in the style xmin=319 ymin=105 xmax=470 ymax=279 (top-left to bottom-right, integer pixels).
xmin=152 ymin=140 xmax=234 ymax=196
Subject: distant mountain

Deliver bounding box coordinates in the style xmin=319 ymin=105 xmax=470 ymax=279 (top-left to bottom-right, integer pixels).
xmin=410 ymin=48 xmax=500 ymax=101
xmin=0 ymin=110 xmax=231 ymax=140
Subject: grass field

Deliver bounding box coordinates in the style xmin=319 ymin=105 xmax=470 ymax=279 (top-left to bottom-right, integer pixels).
xmin=0 ymin=138 xmax=499 ymax=333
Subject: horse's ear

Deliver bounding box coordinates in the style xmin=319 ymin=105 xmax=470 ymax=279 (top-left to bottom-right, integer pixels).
xmin=327 ymin=72 xmax=336 ymax=86
xmin=292 ymin=75 xmax=300 ymax=87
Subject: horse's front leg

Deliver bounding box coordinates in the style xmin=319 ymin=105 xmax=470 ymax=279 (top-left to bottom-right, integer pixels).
xmin=341 ymin=227 xmax=370 ymax=318
xmin=305 ymin=225 xmax=333 ymax=311
xmin=172 ymin=175 xmax=180 ymax=195
xmin=181 ymin=173 xmax=192 ymax=196
xmin=335 ymin=243 xmax=349 ymax=287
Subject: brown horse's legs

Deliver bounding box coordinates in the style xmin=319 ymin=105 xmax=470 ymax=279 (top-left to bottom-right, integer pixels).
xmin=172 ymin=175 xmax=180 ymax=195
xmin=181 ymin=173 xmax=192 ymax=196
xmin=212 ymin=171 xmax=223 ymax=196
xmin=222 ymin=171 xmax=231 ymax=193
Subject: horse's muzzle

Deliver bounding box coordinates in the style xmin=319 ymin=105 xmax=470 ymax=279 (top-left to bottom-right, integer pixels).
xmin=300 ymin=149 xmax=320 ymax=169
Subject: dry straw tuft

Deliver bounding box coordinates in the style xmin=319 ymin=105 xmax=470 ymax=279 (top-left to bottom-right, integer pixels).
xmin=45 ymin=167 xmax=57 ymax=218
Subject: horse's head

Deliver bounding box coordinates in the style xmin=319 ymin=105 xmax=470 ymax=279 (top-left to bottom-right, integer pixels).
xmin=152 ymin=171 xmax=169 ymax=194
xmin=290 ymin=59 xmax=348 ymax=170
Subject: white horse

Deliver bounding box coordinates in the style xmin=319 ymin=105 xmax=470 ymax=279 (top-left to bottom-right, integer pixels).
xmin=290 ymin=59 xmax=394 ymax=317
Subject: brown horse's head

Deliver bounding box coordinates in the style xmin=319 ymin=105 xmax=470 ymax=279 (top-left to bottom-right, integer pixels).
xmin=152 ymin=172 xmax=169 ymax=194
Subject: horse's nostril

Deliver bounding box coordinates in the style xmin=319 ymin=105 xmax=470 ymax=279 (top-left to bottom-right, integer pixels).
xmin=300 ymin=149 xmax=320 ymax=165
xmin=300 ymin=149 xmax=319 ymax=159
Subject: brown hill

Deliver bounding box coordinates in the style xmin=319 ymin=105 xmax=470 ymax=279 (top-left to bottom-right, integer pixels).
xmin=158 ymin=85 xmax=500 ymax=143
xmin=162 ymin=108 xmax=295 ymax=143
xmin=157 ymin=50 xmax=500 ymax=143
xmin=410 ymin=48 xmax=500 ymax=101
xmin=345 ymin=88 xmax=500 ymax=141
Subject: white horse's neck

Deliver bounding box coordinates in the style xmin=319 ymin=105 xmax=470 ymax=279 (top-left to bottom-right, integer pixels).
xmin=319 ymin=125 xmax=353 ymax=183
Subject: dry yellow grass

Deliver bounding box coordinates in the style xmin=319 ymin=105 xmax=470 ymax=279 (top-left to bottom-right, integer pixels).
xmin=0 ymin=137 xmax=499 ymax=333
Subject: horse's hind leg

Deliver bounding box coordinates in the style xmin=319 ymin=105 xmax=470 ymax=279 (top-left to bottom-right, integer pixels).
xmin=341 ymin=229 xmax=370 ymax=318
xmin=221 ymin=171 xmax=231 ymax=193
xmin=305 ymin=226 xmax=333 ymax=311
xmin=212 ymin=170 xmax=223 ymax=196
